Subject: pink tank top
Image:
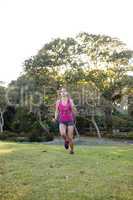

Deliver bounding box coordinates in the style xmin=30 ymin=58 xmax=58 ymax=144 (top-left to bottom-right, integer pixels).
xmin=58 ymin=98 xmax=74 ymax=122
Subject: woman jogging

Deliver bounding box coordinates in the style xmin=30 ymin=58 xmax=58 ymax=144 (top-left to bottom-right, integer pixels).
xmin=54 ymin=88 xmax=77 ymax=154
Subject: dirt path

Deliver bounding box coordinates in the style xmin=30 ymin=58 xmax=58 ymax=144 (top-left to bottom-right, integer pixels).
xmin=43 ymin=136 xmax=133 ymax=146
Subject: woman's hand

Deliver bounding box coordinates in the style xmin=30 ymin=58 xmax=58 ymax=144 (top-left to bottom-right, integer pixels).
xmin=52 ymin=118 xmax=56 ymax=122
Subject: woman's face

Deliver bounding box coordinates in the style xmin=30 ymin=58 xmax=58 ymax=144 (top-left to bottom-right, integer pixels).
xmin=60 ymin=88 xmax=68 ymax=97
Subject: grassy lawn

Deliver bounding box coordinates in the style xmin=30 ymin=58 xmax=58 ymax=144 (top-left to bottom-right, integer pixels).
xmin=0 ymin=141 xmax=133 ymax=200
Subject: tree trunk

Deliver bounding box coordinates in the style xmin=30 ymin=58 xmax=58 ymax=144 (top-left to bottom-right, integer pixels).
xmin=104 ymin=101 xmax=113 ymax=134
xmin=74 ymin=122 xmax=80 ymax=139
xmin=38 ymin=110 xmax=50 ymax=134
xmin=0 ymin=111 xmax=4 ymax=133
xmin=91 ymin=115 xmax=101 ymax=138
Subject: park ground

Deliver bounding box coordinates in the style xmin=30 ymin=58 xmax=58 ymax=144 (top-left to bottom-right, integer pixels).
xmin=0 ymin=137 xmax=133 ymax=200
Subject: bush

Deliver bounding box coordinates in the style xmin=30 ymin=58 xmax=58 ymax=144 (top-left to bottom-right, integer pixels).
xmin=10 ymin=107 xmax=36 ymax=133
xmin=0 ymin=132 xmax=7 ymax=140
xmin=27 ymin=121 xmax=54 ymax=142
xmin=0 ymin=126 xmax=54 ymax=142
xmin=106 ymin=131 xmax=133 ymax=140
xmin=127 ymin=132 xmax=133 ymax=139
xmin=49 ymin=120 xmax=59 ymax=135
xmin=3 ymin=105 xmax=16 ymax=131
xmin=28 ymin=132 xmax=43 ymax=142
xmin=13 ymin=137 xmax=28 ymax=142
xmin=0 ymin=131 xmax=18 ymax=140
xmin=43 ymin=132 xmax=54 ymax=142
xmin=76 ymin=116 xmax=90 ymax=132
xmin=112 ymin=114 xmax=133 ymax=132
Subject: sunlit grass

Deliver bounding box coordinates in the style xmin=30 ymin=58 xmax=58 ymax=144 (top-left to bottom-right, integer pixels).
xmin=0 ymin=141 xmax=133 ymax=200
xmin=0 ymin=149 xmax=14 ymax=154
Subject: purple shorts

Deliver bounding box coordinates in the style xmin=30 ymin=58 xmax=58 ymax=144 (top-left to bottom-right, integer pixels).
xmin=59 ymin=121 xmax=75 ymax=126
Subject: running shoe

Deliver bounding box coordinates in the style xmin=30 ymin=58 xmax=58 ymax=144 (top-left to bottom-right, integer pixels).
xmin=64 ymin=140 xmax=69 ymax=149
xmin=69 ymin=150 xmax=74 ymax=154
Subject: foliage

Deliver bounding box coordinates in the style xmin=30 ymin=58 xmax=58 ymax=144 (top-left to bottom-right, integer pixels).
xmin=112 ymin=113 xmax=133 ymax=131
xmin=27 ymin=121 xmax=54 ymax=142
xmin=0 ymin=130 xmax=18 ymax=140
xmin=1 ymin=32 xmax=133 ymax=135
xmin=3 ymin=106 xmax=16 ymax=131
xmin=10 ymin=107 xmax=36 ymax=133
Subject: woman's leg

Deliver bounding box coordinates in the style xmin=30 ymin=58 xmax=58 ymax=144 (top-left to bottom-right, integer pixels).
xmin=67 ymin=125 xmax=74 ymax=153
xmin=59 ymin=123 xmax=69 ymax=142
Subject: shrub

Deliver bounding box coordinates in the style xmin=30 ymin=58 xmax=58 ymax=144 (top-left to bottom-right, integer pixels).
xmin=49 ymin=120 xmax=59 ymax=135
xmin=112 ymin=114 xmax=133 ymax=132
xmin=127 ymin=132 xmax=133 ymax=139
xmin=27 ymin=121 xmax=54 ymax=142
xmin=0 ymin=131 xmax=18 ymax=140
xmin=76 ymin=116 xmax=90 ymax=132
xmin=10 ymin=107 xmax=36 ymax=133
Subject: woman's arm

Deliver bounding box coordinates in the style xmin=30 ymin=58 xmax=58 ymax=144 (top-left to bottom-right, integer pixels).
xmin=70 ymin=99 xmax=78 ymax=116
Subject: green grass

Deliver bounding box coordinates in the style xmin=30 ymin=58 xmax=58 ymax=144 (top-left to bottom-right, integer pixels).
xmin=0 ymin=141 xmax=133 ymax=200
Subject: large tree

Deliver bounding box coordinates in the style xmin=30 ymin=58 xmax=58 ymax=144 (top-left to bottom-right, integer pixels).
xmin=23 ymin=32 xmax=133 ymax=134
xmin=76 ymin=33 xmax=133 ymax=133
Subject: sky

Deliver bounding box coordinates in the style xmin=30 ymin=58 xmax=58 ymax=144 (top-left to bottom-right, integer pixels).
xmin=0 ymin=0 xmax=133 ymax=85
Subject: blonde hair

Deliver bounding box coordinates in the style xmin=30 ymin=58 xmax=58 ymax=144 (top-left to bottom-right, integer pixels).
xmin=57 ymin=87 xmax=70 ymax=99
